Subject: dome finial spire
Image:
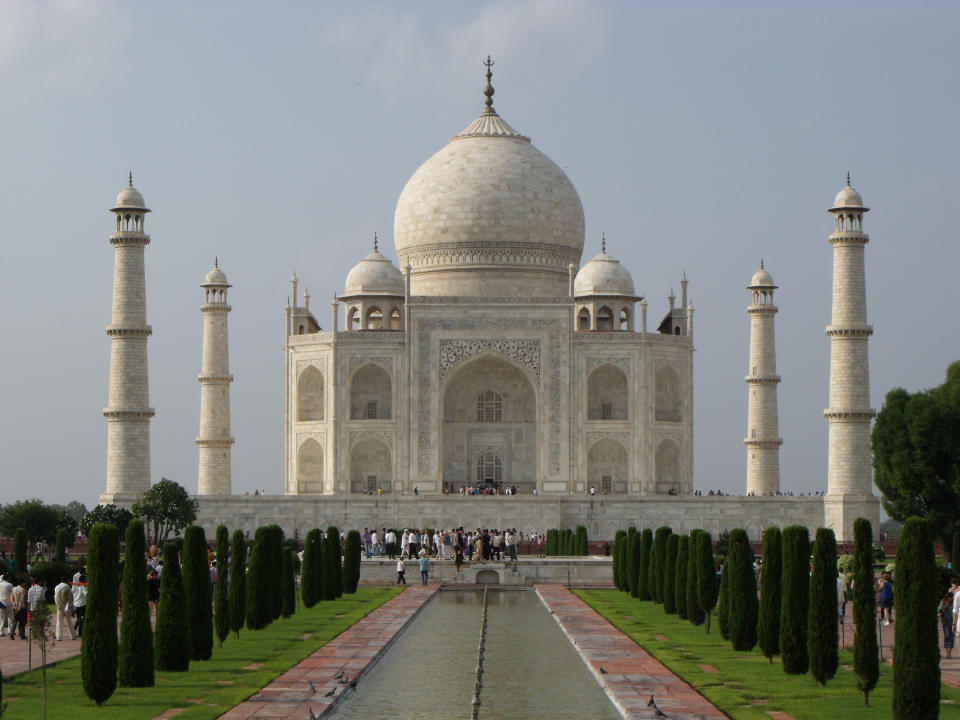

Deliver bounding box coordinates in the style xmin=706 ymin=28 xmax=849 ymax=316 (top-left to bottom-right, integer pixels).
xmin=215 ymin=256 xmax=219 ymax=269
xmin=846 ymin=171 xmax=851 ymax=187
xmin=128 ymin=171 xmax=133 ymax=188
xmin=601 ymin=232 xmax=606 ymax=254
xmin=373 ymin=231 xmax=378 ymax=253
xmin=483 ymin=55 xmax=495 ymax=112
xmin=760 ymin=257 xmax=764 ymax=270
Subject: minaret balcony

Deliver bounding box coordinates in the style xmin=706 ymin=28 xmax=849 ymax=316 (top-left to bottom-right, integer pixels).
xmin=743 ymin=438 xmax=783 ymax=448
xmin=103 ymin=407 xmax=155 ymax=419
xmin=747 ymin=304 xmax=778 ymax=314
xmin=196 ymin=437 xmax=235 ymax=447
xmin=198 ymin=374 xmax=234 ymax=383
xmin=106 ymin=325 xmax=152 ymax=337
xmin=109 ymin=231 xmax=151 ymax=246
xmin=828 ymin=232 xmax=869 ymax=246
xmin=745 ymin=374 xmax=780 ymax=385
xmin=825 ymin=325 xmax=873 ymax=337
xmin=823 ymin=409 xmax=876 ymax=420
xmin=201 ymin=303 xmax=232 ymax=313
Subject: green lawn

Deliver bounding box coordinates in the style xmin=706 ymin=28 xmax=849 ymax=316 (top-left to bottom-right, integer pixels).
xmin=576 ymin=589 xmax=960 ymax=720
xmin=2 ymin=587 xmax=400 ymax=720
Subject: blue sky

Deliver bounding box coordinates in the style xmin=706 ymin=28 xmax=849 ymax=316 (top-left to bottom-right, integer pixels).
xmin=1 ymin=1 xmax=957 ymax=507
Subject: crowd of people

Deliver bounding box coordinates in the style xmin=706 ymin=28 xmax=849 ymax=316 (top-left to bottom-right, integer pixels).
xmin=0 ymin=566 xmax=87 ymax=642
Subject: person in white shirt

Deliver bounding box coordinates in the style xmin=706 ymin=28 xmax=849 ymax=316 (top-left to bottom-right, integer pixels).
xmin=396 ymin=559 xmax=406 ymax=585
xmin=54 ymin=580 xmax=77 ymax=641
xmin=371 ymin=530 xmax=379 ymax=557
xmin=385 ymin=529 xmax=397 ymax=559
xmin=0 ymin=575 xmax=13 ymax=636
xmin=72 ymin=575 xmax=87 ymax=637
xmin=401 ymin=531 xmax=410 ymax=559
xmin=836 ymin=573 xmax=847 ymax=618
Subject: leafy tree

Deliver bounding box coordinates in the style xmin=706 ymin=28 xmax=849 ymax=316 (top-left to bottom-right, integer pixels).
xmin=808 ymin=527 xmax=838 ymax=686
xmin=675 ymin=535 xmax=689 ymax=619
xmin=214 ymin=525 xmax=230 ymax=647
xmin=182 ymin=526 xmax=213 ymax=660
xmin=119 ymin=519 xmax=154 ymax=687
xmin=727 ymin=529 xmax=756 ymax=649
xmin=131 ymin=478 xmax=199 ymax=548
xmin=0 ymin=500 xmax=64 ymax=543
xmin=80 ymin=504 xmax=133 ymax=537
xmin=663 ymin=534 xmax=678 ymax=614
xmin=893 ymin=517 xmax=939 ymax=719
xmin=62 ymin=500 xmax=89 ymax=524
xmin=612 ymin=530 xmax=626 ymax=590
xmin=343 ymin=530 xmax=362 ymax=593
xmin=626 ymin=529 xmax=640 ymax=597
xmin=717 ymin=559 xmax=730 ymax=639
xmin=757 ymin=527 xmax=782 ymax=663
xmin=687 ymin=529 xmax=705 ymax=625
xmin=14 ymin=528 xmax=27 ymax=576
xmin=696 ymin=530 xmax=718 ymax=634
xmin=154 ymin=541 xmax=189 ymax=671
xmin=81 ymin=522 xmax=120 ymax=704
xmin=780 ymin=525 xmax=810 ymax=674
xmin=301 ymin=528 xmax=322 ymax=607
xmin=281 ymin=548 xmax=296 ymax=618
xmin=853 ymin=517 xmax=879 ymax=706
xmin=639 ymin=528 xmax=653 ymax=600
xmin=246 ymin=527 xmax=271 ymax=628
xmin=229 ymin=529 xmax=246 ymax=638
xmin=873 ymin=362 xmax=960 ymax=552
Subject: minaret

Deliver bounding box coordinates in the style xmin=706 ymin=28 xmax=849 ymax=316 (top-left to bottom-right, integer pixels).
xmin=824 ymin=175 xmax=878 ymax=540
xmin=744 ymin=262 xmax=782 ymax=495
xmin=101 ymin=175 xmax=154 ymax=507
xmin=196 ymin=260 xmax=234 ymax=495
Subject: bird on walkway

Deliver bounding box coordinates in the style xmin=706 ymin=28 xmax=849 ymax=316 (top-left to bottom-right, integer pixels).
xmin=324 ymin=687 xmax=337 ymax=697
xmin=337 ymin=675 xmax=350 ymax=685
xmin=648 ymin=694 xmax=668 ymax=718
xmin=308 ymin=708 xmax=319 ymax=720
xmin=599 ymin=666 xmax=609 ymax=675
xmin=333 ymin=671 xmax=345 ymax=680
xmin=349 ymin=679 xmax=358 ymax=690
xmin=307 ymin=679 xmax=318 ymax=694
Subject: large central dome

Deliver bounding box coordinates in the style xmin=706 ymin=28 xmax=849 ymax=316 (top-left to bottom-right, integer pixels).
xmin=394 ymin=68 xmax=584 ymax=297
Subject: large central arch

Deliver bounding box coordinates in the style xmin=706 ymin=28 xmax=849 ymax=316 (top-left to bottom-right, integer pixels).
xmin=441 ymin=354 xmax=537 ymax=493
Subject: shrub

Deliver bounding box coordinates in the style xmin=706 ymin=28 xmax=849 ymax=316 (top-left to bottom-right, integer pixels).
xmin=893 ymin=517 xmax=939 ymax=719
xmin=837 ymin=553 xmax=854 ymax=573
xmin=301 ymin=528 xmax=322 ymax=607
xmin=663 ymin=534 xmax=678 ymax=614
xmin=696 ymin=530 xmax=718 ymax=634
xmin=612 ymin=530 xmax=626 ymax=590
xmin=81 ymin=523 xmax=120 ymax=704
xmin=246 ymin=527 xmax=272 ymax=628
xmin=229 ymin=529 xmax=246 ymax=638
xmin=687 ymin=529 xmax=705 ymax=625
xmin=717 ymin=559 xmax=730 ymax=639
xmin=639 ymin=528 xmax=653 ymax=601
xmin=14 ymin=528 xmax=27 ymax=577
xmin=757 ymin=526 xmax=782 ymax=663
xmin=853 ymin=517 xmax=879 ymax=706
xmin=575 ymin=525 xmax=589 ymax=556
xmin=119 ymin=520 xmax=154 ymax=686
xmin=214 ymin=525 xmax=229 ymax=648
xmin=281 ymin=548 xmax=295 ymax=618
xmin=343 ymin=530 xmax=362 ymax=593
xmin=780 ymin=525 xmax=810 ymax=674
xmin=808 ymin=527 xmax=838 ymax=686
xmin=675 ymin=535 xmax=689 ymax=619
xmin=182 ymin=526 xmax=213 ymax=661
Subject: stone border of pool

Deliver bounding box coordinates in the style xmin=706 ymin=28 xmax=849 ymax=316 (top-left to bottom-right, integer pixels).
xmin=536 ymin=585 xmax=728 ymax=720
xmin=219 ymin=586 xmax=438 ymax=719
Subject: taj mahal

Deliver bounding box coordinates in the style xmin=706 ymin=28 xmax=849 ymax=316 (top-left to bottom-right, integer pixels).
xmin=98 ymin=62 xmax=879 ymax=542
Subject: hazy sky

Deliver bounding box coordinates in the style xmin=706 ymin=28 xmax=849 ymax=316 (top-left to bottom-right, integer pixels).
xmin=1 ymin=1 xmax=957 ymax=508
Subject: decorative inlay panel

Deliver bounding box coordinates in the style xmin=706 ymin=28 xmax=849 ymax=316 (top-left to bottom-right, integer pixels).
xmin=585 ymin=431 xmax=631 ymax=447
xmin=439 ymin=339 xmax=540 ymax=381
xmin=348 ymin=355 xmax=393 ymax=373
xmin=349 ymin=431 xmax=394 ymax=449
xmin=585 ymin=356 xmax=629 ymax=373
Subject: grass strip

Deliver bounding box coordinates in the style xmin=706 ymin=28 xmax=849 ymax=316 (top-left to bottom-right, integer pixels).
xmin=575 ymin=589 xmax=960 ymax=720
xmin=2 ymin=587 xmax=400 ymax=720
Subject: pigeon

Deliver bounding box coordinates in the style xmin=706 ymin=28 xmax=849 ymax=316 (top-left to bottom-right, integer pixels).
xmin=334 ymin=671 xmax=345 ymax=680
xmin=307 ymin=679 xmax=318 ymax=694
xmin=648 ymin=694 xmax=668 ymax=718
xmin=349 ymin=679 xmax=358 ymax=690
xmin=324 ymin=687 xmax=336 ymax=697
xmin=308 ymin=709 xmax=319 ymax=720
xmin=337 ymin=675 xmax=350 ymax=685
xmin=599 ymin=666 xmax=609 ymax=675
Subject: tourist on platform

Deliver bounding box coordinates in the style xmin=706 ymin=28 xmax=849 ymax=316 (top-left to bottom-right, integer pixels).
xmin=371 ymin=529 xmax=380 ymax=557
xmin=396 ymin=559 xmax=406 ymax=585
xmin=385 ymin=528 xmax=397 ymax=559
xmin=362 ymin=528 xmax=372 ymax=558
xmin=418 ymin=553 xmax=430 ymax=586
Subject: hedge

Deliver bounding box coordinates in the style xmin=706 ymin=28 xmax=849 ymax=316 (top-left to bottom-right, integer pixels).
xmin=853 ymin=517 xmax=879 ymax=705
xmin=81 ymin=523 xmax=120 ymax=703
xmin=119 ymin=520 xmax=153 ymax=686
xmin=757 ymin=526 xmax=782 ymax=663
xmin=652 ymin=526 xmax=672 ymax=603
xmin=808 ymin=527 xmax=838 ymax=686
xmin=613 ymin=530 xmax=627 ymax=590
xmin=575 ymin=525 xmax=589 ymax=556
xmin=780 ymin=525 xmax=810 ymax=674
xmin=281 ymin=547 xmax=296 ymax=618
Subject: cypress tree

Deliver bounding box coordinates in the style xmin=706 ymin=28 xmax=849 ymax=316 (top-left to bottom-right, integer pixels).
xmin=301 ymin=528 xmax=322 ymax=607
xmin=154 ymin=541 xmax=190 ymax=671
xmin=119 ymin=520 xmax=154 ymax=686
xmin=331 ymin=527 xmax=343 ymax=598
xmin=270 ymin=526 xmax=284 ymax=619
xmin=893 ymin=517 xmax=940 ymax=720
xmin=343 ymin=530 xmax=362 ymax=593
xmin=246 ymin=527 xmax=271 ymax=628
xmin=809 ymin=527 xmax=838 ymax=686
xmin=727 ymin=529 xmax=757 ymax=649
xmin=81 ymin=522 xmax=120 ymax=704
xmin=613 ymin=530 xmax=626 ymax=590
xmin=546 ymin=529 xmax=558 ymax=556
xmin=687 ymin=530 xmax=705 ymax=625
xmin=575 ymin=525 xmax=588 ymax=556
xmin=182 ymin=525 xmax=213 ymax=661
xmin=952 ymin=530 xmax=960 ymax=575
xmin=696 ymin=530 xmax=718 ymax=634
xmin=663 ymin=534 xmax=678 ymax=614
xmin=852 ymin=517 xmax=879 ymax=706
xmin=14 ymin=528 xmax=27 ymax=577
xmin=626 ymin=530 xmax=640 ymax=597
xmin=757 ymin=526 xmax=782 ymax=663
xmin=281 ymin=548 xmax=295 ymax=618
xmin=656 ymin=527 xmax=672 ymax=602
xmin=55 ymin=528 xmax=67 ymax=563
xmin=717 ymin=558 xmax=730 ymax=639
xmin=214 ymin=525 xmax=229 ymax=648
xmin=780 ymin=525 xmax=810 ymax=674
xmin=639 ymin=528 xmax=653 ymax=600
xmin=675 ymin=535 xmax=689 ymax=619
xmin=229 ymin=529 xmax=246 ymax=638
xmin=322 ymin=527 xmax=341 ymax=601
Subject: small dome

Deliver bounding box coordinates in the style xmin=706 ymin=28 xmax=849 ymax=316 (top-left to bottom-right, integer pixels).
xmin=830 ymin=176 xmax=867 ymax=212
xmin=749 ymin=267 xmax=775 ymax=288
xmin=574 ymin=242 xmax=635 ymax=297
xmin=344 ymin=243 xmax=404 ymax=296
xmin=203 ymin=264 xmax=229 ymax=286
xmin=112 ymin=174 xmax=149 ymax=211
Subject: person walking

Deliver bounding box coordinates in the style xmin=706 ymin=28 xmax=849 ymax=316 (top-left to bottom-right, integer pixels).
xmin=72 ymin=573 xmax=87 ymax=637
xmin=396 ymin=559 xmax=406 ymax=585
xmin=940 ymin=592 xmax=955 ymax=659
xmin=418 ymin=553 xmax=430 ymax=586
xmin=0 ymin=573 xmax=13 ymax=636
xmin=878 ymin=572 xmax=894 ymax=625
xmin=9 ymin=579 xmax=28 ymax=640
xmin=54 ymin=579 xmax=77 ymax=641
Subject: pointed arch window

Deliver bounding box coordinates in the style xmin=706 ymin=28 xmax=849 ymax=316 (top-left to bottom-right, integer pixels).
xmin=476 ymin=452 xmax=503 ymax=484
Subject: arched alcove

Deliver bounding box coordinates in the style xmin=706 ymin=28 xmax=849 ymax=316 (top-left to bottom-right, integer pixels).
xmin=350 ymin=364 xmax=392 ymax=419
xmin=587 ymin=439 xmax=628 ymax=494
xmin=350 ymin=438 xmax=391 ymax=493
xmin=655 ymin=440 xmax=680 ymax=494
xmin=297 ymin=366 xmax=324 ymax=421
xmin=587 ymin=364 xmax=628 ymax=420
xmin=297 ymin=438 xmax=324 ymax=494
xmin=596 ymin=306 xmax=614 ymax=330
xmin=365 ymin=306 xmax=384 ymax=330
xmin=655 ymin=366 xmax=682 ymax=422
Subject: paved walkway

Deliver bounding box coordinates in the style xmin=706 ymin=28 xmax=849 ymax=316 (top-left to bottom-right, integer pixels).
xmin=536 ymin=584 xmax=726 ymax=720
xmin=219 ymin=586 xmax=437 ymax=719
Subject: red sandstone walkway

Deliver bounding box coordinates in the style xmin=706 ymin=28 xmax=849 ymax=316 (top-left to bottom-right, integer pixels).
xmin=219 ymin=586 xmax=436 ymax=719
xmin=536 ymin=584 xmax=727 ymax=720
